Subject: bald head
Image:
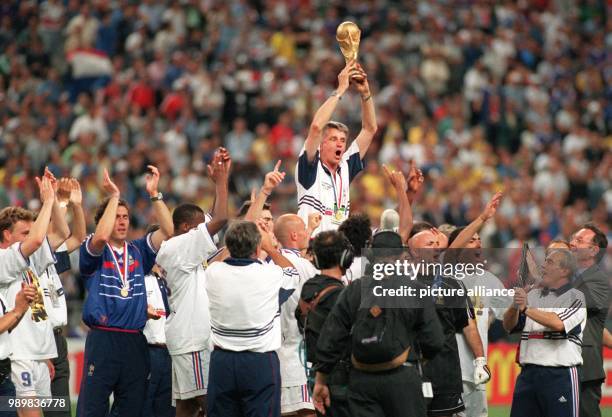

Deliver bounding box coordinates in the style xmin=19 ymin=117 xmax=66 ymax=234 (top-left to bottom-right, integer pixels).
xmin=274 ymin=214 xmax=309 ymax=250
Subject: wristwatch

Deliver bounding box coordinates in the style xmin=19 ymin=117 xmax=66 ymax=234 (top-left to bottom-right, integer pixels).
xmin=150 ymin=192 xmax=164 ymax=202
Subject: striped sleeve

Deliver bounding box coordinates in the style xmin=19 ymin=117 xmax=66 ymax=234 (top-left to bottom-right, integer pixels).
xmin=557 ymin=293 xmax=586 ymax=334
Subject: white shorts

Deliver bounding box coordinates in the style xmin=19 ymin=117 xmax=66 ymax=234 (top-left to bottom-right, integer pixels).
xmin=11 ymin=359 xmax=51 ymax=397
xmin=171 ymin=349 xmax=210 ymax=400
xmin=281 ymin=384 xmax=314 ymax=414
xmin=458 ymin=381 xmax=487 ymax=417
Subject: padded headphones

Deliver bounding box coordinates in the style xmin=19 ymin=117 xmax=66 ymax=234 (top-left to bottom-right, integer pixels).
xmin=312 ymin=232 xmax=355 ymax=271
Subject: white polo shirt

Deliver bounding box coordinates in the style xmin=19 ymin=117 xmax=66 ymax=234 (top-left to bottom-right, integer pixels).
xmin=0 ymin=240 xmax=57 ymax=360
xmin=296 ymin=141 xmax=364 ymax=233
xmin=206 ymin=258 xmax=298 ymax=353
xmin=277 ymin=248 xmax=317 ymax=387
xmin=156 ymin=222 xmax=217 ymax=355
xmin=143 ymin=274 xmax=169 ymax=345
xmin=517 ymin=284 xmax=586 ymax=367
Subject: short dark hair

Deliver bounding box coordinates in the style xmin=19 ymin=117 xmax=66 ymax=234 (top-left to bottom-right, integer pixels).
xmin=312 ymin=231 xmax=352 ymax=269
xmin=0 ymin=207 xmax=35 ymax=242
xmin=338 ymin=213 xmax=371 ymax=256
xmin=237 ymin=201 xmax=271 ymax=218
xmin=94 ymin=197 xmax=130 ymax=225
xmin=579 ymin=223 xmax=608 ymax=262
xmin=173 ymin=203 xmax=204 ymax=231
xmin=409 ymin=221 xmax=435 ymax=239
xmin=225 ymin=220 xmax=261 ymax=258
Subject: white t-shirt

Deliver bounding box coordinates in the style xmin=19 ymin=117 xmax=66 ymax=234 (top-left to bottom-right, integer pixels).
xmin=143 ymin=274 xmax=168 ymax=345
xmin=456 ymin=271 xmax=509 ymax=382
xmin=0 ymin=294 xmax=12 ymax=360
xmin=0 ymin=240 xmax=58 ymax=360
xmin=296 ymin=141 xmax=364 ymax=234
xmin=206 ymin=260 xmax=297 ymax=353
xmin=156 ymin=222 xmax=217 ymax=355
xmin=277 ymin=249 xmax=317 ymax=387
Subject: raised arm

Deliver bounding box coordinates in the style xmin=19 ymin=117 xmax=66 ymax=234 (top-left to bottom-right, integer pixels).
xmin=21 ymin=176 xmax=55 ymax=258
xmin=406 ymin=161 xmax=424 ymax=205
xmin=307 ymin=213 xmax=322 ymax=238
xmin=59 ymin=178 xmax=87 ymax=253
xmin=89 ymin=169 xmax=121 ymax=254
xmin=352 ymin=63 xmax=377 ymax=159
xmin=146 ymin=165 xmax=174 ymax=251
xmin=449 ymin=191 xmax=503 ymax=249
xmin=245 ymin=160 xmax=285 ymax=222
xmin=303 ymin=62 xmax=354 ymax=161
xmin=206 ymin=148 xmax=230 ymax=236
xmin=257 ymin=220 xmax=294 ymax=269
xmin=44 ymin=169 xmax=70 ymax=250
xmin=382 ymin=165 xmax=412 ymax=243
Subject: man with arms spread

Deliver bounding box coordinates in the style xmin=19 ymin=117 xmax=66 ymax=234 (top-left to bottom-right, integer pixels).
xmin=77 ymin=167 xmax=173 ymax=417
xmin=205 ymin=218 xmax=296 ymax=417
xmin=296 ymin=61 xmax=377 ymax=233
xmin=155 ymin=149 xmax=230 ymax=417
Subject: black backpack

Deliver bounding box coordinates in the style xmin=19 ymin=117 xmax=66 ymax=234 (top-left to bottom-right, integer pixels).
xmin=350 ymin=304 xmax=407 ymax=365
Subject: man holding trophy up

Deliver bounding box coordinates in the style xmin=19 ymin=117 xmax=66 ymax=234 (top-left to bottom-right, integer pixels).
xmin=296 ymin=22 xmax=377 ymax=235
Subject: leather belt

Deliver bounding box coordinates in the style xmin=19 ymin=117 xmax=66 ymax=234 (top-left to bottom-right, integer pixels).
xmin=351 ymin=348 xmax=410 ymax=373
xmin=148 ymin=343 xmax=167 ymax=349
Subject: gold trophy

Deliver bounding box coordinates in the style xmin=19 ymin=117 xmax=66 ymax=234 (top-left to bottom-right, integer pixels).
xmin=336 ymin=21 xmax=361 ymax=63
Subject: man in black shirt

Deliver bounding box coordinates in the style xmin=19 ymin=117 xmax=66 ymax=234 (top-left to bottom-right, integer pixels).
xmin=296 ymin=230 xmax=354 ymax=417
xmin=408 ymin=228 xmax=477 ymax=417
xmin=312 ymin=231 xmax=445 ymax=417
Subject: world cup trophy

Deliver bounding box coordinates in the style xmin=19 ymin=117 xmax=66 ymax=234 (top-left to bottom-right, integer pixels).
xmin=336 ymin=21 xmax=361 ymax=63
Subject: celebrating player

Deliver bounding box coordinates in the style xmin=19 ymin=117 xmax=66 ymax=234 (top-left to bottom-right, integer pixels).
xmin=77 ymin=167 xmax=173 ymax=417
xmin=296 ymin=61 xmax=377 ymax=234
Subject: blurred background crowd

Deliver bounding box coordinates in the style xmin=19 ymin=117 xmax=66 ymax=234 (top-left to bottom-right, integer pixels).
xmin=0 ymin=1 xmax=609 ymax=333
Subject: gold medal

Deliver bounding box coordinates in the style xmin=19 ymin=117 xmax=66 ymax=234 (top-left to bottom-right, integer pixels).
xmin=335 ymin=210 xmax=343 ymax=221
xmin=121 ymin=287 xmax=128 ymax=297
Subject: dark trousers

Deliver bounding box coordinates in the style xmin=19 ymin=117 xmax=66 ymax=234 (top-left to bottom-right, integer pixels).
xmin=47 ymin=330 xmax=71 ymax=417
xmin=579 ymin=380 xmax=602 ymax=417
xmin=143 ymin=346 xmax=175 ymax=417
xmin=510 ymin=365 xmax=580 ymax=417
xmin=207 ymin=349 xmax=280 ymax=417
xmin=348 ymin=365 xmax=426 ymax=417
xmin=76 ymin=328 xmax=150 ymax=417
xmin=308 ymin=367 xmax=351 ymax=417
xmin=0 ymin=373 xmax=16 ymax=417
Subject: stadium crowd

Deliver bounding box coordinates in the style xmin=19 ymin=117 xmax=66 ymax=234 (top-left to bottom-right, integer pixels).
xmin=0 ymin=0 xmax=610 ymax=417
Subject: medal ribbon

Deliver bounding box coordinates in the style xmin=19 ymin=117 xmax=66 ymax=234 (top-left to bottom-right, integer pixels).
xmin=107 ymin=242 xmax=129 ymax=291
xmin=329 ymin=168 xmax=343 ymax=213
